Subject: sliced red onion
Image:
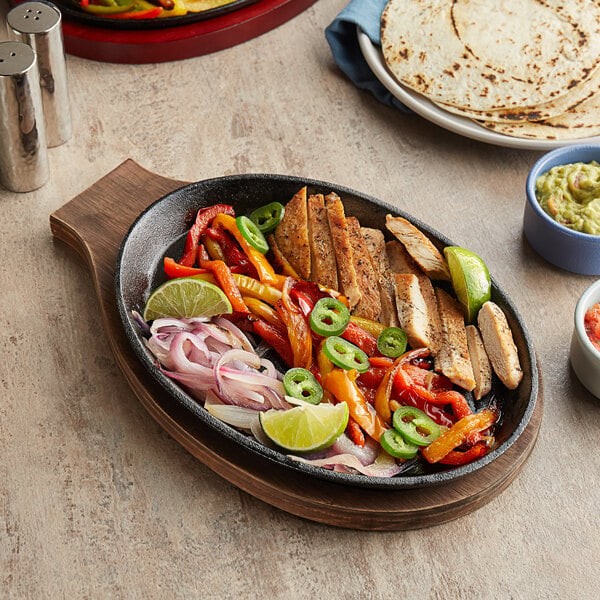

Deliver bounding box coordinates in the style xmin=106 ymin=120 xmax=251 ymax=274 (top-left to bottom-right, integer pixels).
xmin=214 ymin=316 xmax=255 ymax=352
xmin=291 ymin=449 xmax=404 ymax=478
xmin=330 ymin=433 xmax=380 ymax=466
xmin=205 ymin=404 xmax=261 ymax=430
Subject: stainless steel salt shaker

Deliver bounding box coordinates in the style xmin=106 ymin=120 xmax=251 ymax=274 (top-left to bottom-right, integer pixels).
xmin=0 ymin=41 xmax=49 ymax=192
xmin=7 ymin=1 xmax=72 ymax=148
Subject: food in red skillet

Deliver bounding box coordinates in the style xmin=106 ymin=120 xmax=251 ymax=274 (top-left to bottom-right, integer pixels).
xmin=139 ymin=187 xmax=523 ymax=478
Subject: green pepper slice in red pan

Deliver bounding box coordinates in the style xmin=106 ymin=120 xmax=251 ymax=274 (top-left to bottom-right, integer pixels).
xmin=309 ymin=297 xmax=350 ymax=337
xmin=323 ymin=336 xmax=370 ymax=373
xmin=249 ymin=202 xmax=285 ymax=234
xmin=235 ymin=215 xmax=269 ymax=254
xmin=380 ymin=428 xmax=419 ymax=459
xmin=283 ymin=368 xmax=323 ymax=405
xmin=377 ymin=326 xmax=408 ymax=358
xmin=392 ymin=406 xmax=441 ymax=447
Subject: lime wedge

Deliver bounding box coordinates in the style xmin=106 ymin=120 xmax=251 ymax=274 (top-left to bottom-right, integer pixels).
xmin=259 ymin=402 xmax=349 ymax=453
xmin=142 ymin=277 xmax=232 ymax=322
xmin=444 ymin=246 xmax=491 ymax=323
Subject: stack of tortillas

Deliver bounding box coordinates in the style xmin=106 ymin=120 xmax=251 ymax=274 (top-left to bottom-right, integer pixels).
xmin=380 ymin=0 xmax=600 ymax=140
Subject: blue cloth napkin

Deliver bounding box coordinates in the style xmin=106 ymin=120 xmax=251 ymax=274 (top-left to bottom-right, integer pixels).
xmin=325 ymin=0 xmax=411 ymax=112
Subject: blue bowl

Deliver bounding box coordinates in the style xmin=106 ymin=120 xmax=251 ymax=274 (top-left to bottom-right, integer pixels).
xmin=524 ymin=144 xmax=600 ymax=275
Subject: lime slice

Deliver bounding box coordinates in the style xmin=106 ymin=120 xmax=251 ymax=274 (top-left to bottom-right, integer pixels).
xmin=259 ymin=402 xmax=349 ymax=453
xmin=444 ymin=246 xmax=491 ymax=323
xmin=142 ymin=277 xmax=232 ymax=321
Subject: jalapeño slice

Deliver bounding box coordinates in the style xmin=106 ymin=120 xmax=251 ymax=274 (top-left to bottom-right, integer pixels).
xmin=309 ymin=297 xmax=350 ymax=337
xmin=283 ymin=368 xmax=323 ymax=405
xmin=323 ymin=336 xmax=370 ymax=373
xmin=392 ymin=406 xmax=441 ymax=447
xmin=377 ymin=326 xmax=408 ymax=358
xmin=235 ymin=215 xmax=270 ymax=254
xmin=249 ymin=202 xmax=285 ymax=234
xmin=380 ymin=428 xmax=419 ymax=459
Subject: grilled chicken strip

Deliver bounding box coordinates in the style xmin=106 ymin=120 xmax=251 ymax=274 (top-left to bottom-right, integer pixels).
xmin=274 ymin=186 xmax=311 ymax=280
xmin=477 ymin=301 xmax=523 ymax=390
xmin=325 ymin=193 xmax=361 ymax=310
xmin=385 ymin=215 xmax=450 ymax=281
xmin=394 ymin=273 xmax=441 ymax=352
xmin=346 ymin=217 xmax=382 ymax=321
xmin=307 ymin=193 xmax=338 ymax=290
xmin=434 ymin=288 xmax=476 ymax=391
xmin=385 ymin=240 xmax=422 ymax=277
xmin=466 ymin=324 xmax=493 ymax=400
xmin=361 ymin=227 xmax=399 ymax=327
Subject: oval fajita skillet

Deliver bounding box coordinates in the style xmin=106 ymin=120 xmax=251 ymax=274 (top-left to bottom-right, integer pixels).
xmin=115 ymin=174 xmax=538 ymax=490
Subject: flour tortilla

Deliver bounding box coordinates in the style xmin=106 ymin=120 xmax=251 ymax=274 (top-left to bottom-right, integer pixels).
xmin=433 ymin=69 xmax=600 ymax=123
xmin=381 ymin=0 xmax=600 ymax=112
xmin=475 ymin=91 xmax=600 ymax=140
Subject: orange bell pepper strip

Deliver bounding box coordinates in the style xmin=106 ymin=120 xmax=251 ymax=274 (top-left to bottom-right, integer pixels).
xmin=421 ymin=409 xmax=497 ymax=464
xmin=275 ymin=299 xmax=312 ymax=369
xmin=438 ymin=442 xmax=489 ymax=466
xmin=324 ymin=368 xmax=388 ymax=442
xmin=212 ymin=214 xmax=282 ymax=287
xmin=346 ymin=417 xmax=366 ymax=447
xmin=198 ymin=248 xmax=248 ymax=314
xmin=243 ymin=296 xmax=282 ymax=328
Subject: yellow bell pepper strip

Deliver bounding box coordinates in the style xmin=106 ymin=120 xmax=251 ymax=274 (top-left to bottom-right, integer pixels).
xmin=193 ymin=272 xmax=282 ymax=305
xmin=180 ymin=205 xmax=235 ymax=267
xmin=201 ymin=234 xmax=227 ymax=263
xmin=212 ymin=214 xmax=281 ymax=287
xmin=243 ymin=296 xmax=282 ymax=328
xmin=231 ymin=274 xmax=281 ymax=305
xmin=198 ymin=248 xmax=249 ymax=315
xmin=421 ymin=408 xmax=497 ymax=464
xmin=275 ymin=278 xmax=312 ymax=369
xmin=374 ymin=348 xmax=431 ymax=425
xmin=349 ymin=315 xmax=387 ymax=339
xmin=317 ymin=339 xmax=334 ymax=404
xmin=324 ymin=368 xmax=389 ymax=442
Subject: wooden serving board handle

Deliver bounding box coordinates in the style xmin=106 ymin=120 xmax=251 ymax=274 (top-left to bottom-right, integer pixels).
xmin=49 ymin=159 xmax=543 ymax=530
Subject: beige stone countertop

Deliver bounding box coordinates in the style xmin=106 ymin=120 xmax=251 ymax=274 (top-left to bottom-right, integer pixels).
xmin=1 ymin=1 xmax=599 ymax=598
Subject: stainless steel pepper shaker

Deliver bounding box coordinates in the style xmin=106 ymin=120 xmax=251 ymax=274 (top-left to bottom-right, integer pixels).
xmin=7 ymin=1 xmax=72 ymax=148
xmin=0 ymin=41 xmax=49 ymax=192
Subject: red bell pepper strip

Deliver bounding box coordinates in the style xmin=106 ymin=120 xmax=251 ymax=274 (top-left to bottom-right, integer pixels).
xmin=346 ymin=417 xmax=366 ymax=447
xmin=324 ymin=368 xmax=388 ymax=442
xmin=438 ymin=442 xmax=488 ymax=465
xmin=163 ymin=257 xmax=208 ymax=279
xmin=205 ymin=227 xmax=259 ymax=279
xmin=430 ymin=390 xmax=473 ymax=421
xmin=179 ymin=205 xmax=235 ymax=267
xmin=251 ymin=319 xmax=294 ymax=367
xmin=422 ymin=409 xmax=497 ymax=464
xmin=341 ymin=321 xmax=379 ymax=356
xmin=373 ymin=348 xmax=431 ymax=425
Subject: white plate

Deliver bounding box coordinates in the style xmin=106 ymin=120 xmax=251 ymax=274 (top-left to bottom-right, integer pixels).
xmin=357 ymin=27 xmax=600 ymax=151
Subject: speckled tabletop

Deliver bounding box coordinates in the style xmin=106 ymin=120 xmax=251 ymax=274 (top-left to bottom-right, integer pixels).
xmin=1 ymin=1 xmax=599 ymax=598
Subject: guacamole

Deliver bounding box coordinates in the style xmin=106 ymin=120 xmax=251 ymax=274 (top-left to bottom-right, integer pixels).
xmin=535 ymin=161 xmax=600 ymax=235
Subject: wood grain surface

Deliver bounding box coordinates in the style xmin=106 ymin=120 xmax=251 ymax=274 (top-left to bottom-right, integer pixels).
xmin=1 ymin=0 xmax=599 ymax=597
xmin=49 ymin=159 xmax=543 ymax=531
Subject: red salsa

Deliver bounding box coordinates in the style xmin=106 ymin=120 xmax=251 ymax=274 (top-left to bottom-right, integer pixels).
xmin=584 ymin=303 xmax=600 ymax=352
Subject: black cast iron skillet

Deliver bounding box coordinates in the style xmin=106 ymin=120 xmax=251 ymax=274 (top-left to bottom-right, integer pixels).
xmin=115 ymin=174 xmax=538 ymax=490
